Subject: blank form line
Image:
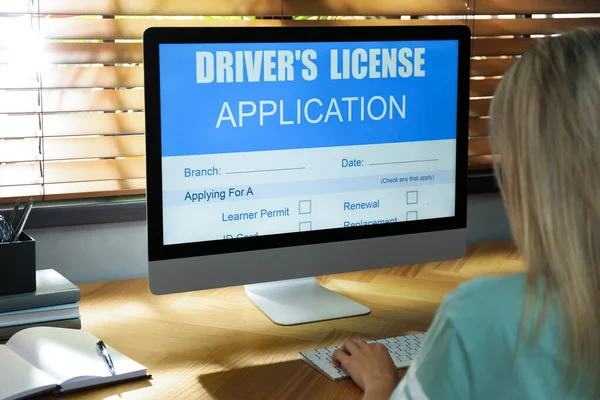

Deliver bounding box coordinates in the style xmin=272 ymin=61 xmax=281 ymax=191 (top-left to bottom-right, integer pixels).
xmin=369 ymin=158 xmax=439 ymax=166
xmin=226 ymin=167 xmax=306 ymax=175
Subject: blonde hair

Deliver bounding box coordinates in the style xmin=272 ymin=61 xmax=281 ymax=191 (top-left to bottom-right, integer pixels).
xmin=489 ymin=27 xmax=600 ymax=392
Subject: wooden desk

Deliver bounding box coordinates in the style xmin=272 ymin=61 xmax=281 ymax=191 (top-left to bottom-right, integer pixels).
xmin=64 ymin=241 xmax=522 ymax=400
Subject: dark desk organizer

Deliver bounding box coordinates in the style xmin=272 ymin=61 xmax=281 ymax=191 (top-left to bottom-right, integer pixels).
xmin=0 ymin=233 xmax=36 ymax=296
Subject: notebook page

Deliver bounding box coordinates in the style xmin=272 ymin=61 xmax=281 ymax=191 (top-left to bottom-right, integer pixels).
xmin=0 ymin=345 xmax=57 ymax=400
xmin=6 ymin=327 xmax=146 ymax=390
xmin=60 ymin=343 xmax=147 ymax=391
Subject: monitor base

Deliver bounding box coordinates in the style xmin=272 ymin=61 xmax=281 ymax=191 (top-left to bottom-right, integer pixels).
xmin=244 ymin=277 xmax=370 ymax=326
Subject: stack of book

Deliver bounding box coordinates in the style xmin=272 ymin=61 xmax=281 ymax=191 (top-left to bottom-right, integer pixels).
xmin=0 ymin=269 xmax=81 ymax=341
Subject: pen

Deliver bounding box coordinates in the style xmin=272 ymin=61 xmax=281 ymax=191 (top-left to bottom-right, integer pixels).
xmin=11 ymin=201 xmax=32 ymax=242
xmin=9 ymin=202 xmax=19 ymax=230
xmin=96 ymin=340 xmax=116 ymax=375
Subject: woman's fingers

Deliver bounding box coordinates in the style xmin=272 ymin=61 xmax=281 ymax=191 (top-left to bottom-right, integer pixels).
xmin=342 ymin=338 xmax=361 ymax=355
xmin=332 ymin=349 xmax=351 ymax=367
xmin=351 ymin=337 xmax=368 ymax=348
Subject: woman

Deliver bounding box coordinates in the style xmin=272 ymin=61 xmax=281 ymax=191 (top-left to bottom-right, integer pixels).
xmin=332 ymin=27 xmax=600 ymax=400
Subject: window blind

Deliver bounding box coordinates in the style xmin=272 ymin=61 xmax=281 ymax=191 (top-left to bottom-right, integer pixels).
xmin=0 ymin=0 xmax=598 ymax=204
xmin=0 ymin=1 xmax=281 ymax=204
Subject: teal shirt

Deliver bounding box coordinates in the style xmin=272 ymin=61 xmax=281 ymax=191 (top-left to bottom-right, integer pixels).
xmin=392 ymin=273 xmax=592 ymax=400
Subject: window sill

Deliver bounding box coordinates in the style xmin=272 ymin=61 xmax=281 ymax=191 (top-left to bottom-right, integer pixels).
xmin=1 ymin=172 xmax=498 ymax=230
xmin=0 ymin=197 xmax=147 ymax=230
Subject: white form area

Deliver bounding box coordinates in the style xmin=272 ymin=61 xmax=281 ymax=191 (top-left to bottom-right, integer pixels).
xmin=162 ymin=140 xmax=456 ymax=245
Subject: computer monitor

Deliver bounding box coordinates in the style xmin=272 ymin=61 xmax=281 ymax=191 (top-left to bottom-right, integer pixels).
xmin=143 ymin=25 xmax=470 ymax=325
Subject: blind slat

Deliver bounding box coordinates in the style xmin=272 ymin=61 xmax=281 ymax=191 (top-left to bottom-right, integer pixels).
xmin=0 ymin=181 xmax=145 ymax=204
xmin=50 ymin=158 xmax=146 ymax=184
xmin=282 ymin=17 xmax=600 ymax=36
xmin=43 ymin=136 xmax=145 ymax=161
xmin=0 ymin=0 xmax=282 ymax=16
xmin=473 ymin=18 xmax=600 ymax=37
xmin=0 ymin=113 xmax=144 ymax=139
xmin=282 ymin=0 xmax=473 ymax=16
xmin=0 ymin=67 xmax=39 ymax=90
xmin=0 ymin=139 xmax=41 ymax=163
xmin=468 ymin=137 xmax=491 ymax=156
xmin=0 ymin=163 xmax=41 ymax=187
xmin=0 ymin=185 xmax=43 ymax=203
xmin=42 ymin=66 xmax=144 ymax=89
xmin=282 ymin=0 xmax=600 ymax=15
xmin=470 ymin=98 xmax=492 ymax=118
xmin=39 ymin=18 xmax=281 ymax=41
xmin=282 ymin=18 xmax=600 ymax=37
xmin=469 ymin=118 xmax=489 ymax=138
xmin=0 ymin=114 xmax=40 ymax=139
xmin=42 ymin=89 xmax=144 ymax=113
xmin=1 ymin=135 xmax=144 ymax=163
xmin=23 ymin=43 xmax=142 ymax=65
xmin=43 ymin=112 xmax=144 ymax=137
xmin=471 ymin=78 xmax=500 ymax=98
xmin=472 ymin=38 xmax=535 ymax=57
xmin=0 ymin=158 xmax=145 ymax=186
xmin=471 ymin=58 xmax=518 ymax=78
xmin=475 ymin=0 xmax=600 ymax=14
xmin=42 ymin=179 xmax=145 ymax=201
xmin=468 ymin=154 xmax=495 ymax=170
xmin=0 ymin=90 xmax=143 ymax=115
xmin=282 ymin=19 xmax=470 ymax=28
xmin=5 ymin=0 xmax=598 ymax=15
xmin=0 ymin=90 xmax=40 ymax=114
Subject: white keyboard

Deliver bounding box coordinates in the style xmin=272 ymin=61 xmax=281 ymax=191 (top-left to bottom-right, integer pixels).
xmin=299 ymin=333 xmax=426 ymax=381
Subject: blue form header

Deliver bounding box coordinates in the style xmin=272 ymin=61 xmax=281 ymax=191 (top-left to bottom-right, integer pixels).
xmin=159 ymin=40 xmax=459 ymax=157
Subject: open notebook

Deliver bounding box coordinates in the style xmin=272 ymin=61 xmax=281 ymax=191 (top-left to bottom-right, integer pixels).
xmin=0 ymin=327 xmax=149 ymax=400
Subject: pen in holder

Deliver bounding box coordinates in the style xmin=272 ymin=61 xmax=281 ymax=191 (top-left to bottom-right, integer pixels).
xmin=0 ymin=232 xmax=36 ymax=296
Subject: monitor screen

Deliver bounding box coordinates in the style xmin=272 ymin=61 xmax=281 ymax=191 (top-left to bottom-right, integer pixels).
xmin=158 ymin=39 xmax=459 ymax=246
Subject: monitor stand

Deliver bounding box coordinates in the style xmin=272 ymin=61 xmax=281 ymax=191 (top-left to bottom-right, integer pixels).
xmin=244 ymin=277 xmax=370 ymax=326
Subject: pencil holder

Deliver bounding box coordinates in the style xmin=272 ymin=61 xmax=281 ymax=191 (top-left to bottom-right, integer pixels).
xmin=0 ymin=232 xmax=36 ymax=296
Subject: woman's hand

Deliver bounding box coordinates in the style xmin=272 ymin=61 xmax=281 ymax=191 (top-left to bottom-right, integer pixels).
xmin=331 ymin=337 xmax=399 ymax=399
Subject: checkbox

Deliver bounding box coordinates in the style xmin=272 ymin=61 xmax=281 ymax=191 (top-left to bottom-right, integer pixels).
xmin=299 ymin=200 xmax=312 ymax=215
xmin=299 ymin=221 xmax=312 ymax=232
xmin=406 ymin=211 xmax=418 ymax=221
xmin=406 ymin=191 xmax=418 ymax=205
